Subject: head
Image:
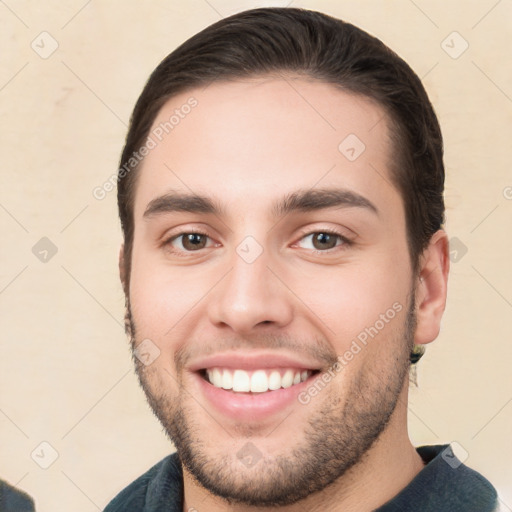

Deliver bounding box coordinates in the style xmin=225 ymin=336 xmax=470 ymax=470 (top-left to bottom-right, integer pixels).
xmin=117 ymin=7 xmax=449 ymax=507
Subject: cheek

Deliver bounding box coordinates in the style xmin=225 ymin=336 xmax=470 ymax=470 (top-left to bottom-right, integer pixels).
xmin=294 ymin=254 xmax=411 ymax=351
xmin=130 ymin=273 xmax=191 ymax=336
xmin=129 ymin=246 xmax=214 ymax=342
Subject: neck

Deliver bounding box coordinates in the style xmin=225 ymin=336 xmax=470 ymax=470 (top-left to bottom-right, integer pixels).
xmin=182 ymin=385 xmax=424 ymax=512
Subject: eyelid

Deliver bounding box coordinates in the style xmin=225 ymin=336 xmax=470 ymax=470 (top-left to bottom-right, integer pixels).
xmin=166 ymin=228 xmax=210 ymax=242
xmin=291 ymin=227 xmax=355 ymax=254
xmin=160 ymin=225 xmax=355 ymax=256
xmin=294 ymin=225 xmax=355 ymax=242
xmin=161 ymin=227 xmax=220 ymax=257
xmin=161 ymin=223 xmax=216 ymax=244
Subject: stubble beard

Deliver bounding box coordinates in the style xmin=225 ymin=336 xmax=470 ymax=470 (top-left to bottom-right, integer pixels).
xmin=126 ymin=294 xmax=416 ymax=507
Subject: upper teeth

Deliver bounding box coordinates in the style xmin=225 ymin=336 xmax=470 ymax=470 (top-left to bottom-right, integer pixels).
xmin=206 ymin=368 xmax=311 ymax=393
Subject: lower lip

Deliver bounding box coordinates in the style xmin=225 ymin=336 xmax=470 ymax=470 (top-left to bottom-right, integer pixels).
xmin=193 ymin=372 xmax=315 ymax=422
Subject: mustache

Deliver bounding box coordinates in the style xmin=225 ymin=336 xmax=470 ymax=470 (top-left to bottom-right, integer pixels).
xmin=125 ymin=299 xmax=338 ymax=372
xmin=173 ymin=332 xmax=339 ymax=373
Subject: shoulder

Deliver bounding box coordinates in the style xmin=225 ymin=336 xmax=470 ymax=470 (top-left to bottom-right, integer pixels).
xmin=103 ymin=453 xmax=183 ymax=512
xmin=0 ymin=478 xmax=35 ymax=512
xmin=378 ymin=444 xmax=498 ymax=512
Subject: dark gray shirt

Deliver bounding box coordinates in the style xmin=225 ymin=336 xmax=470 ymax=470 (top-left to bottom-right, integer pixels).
xmin=0 ymin=479 xmax=35 ymax=512
xmin=103 ymin=444 xmax=498 ymax=511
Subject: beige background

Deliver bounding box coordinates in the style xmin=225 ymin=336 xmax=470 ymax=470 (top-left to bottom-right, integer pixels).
xmin=1 ymin=1 xmax=511 ymax=510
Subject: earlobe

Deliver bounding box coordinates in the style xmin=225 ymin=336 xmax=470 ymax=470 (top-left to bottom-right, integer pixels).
xmin=413 ymin=230 xmax=450 ymax=346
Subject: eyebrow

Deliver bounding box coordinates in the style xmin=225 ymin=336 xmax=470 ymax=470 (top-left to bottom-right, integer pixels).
xmin=143 ymin=188 xmax=378 ymax=219
xmin=144 ymin=192 xmax=221 ymax=218
xmin=273 ymin=188 xmax=378 ymax=217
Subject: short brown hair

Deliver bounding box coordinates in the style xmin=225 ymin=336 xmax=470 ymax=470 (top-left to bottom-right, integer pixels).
xmin=117 ymin=7 xmax=445 ymax=286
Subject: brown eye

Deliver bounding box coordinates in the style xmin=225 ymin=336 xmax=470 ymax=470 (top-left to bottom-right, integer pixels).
xmin=168 ymin=232 xmax=212 ymax=252
xmin=311 ymin=233 xmax=338 ymax=250
xmin=181 ymin=233 xmax=208 ymax=250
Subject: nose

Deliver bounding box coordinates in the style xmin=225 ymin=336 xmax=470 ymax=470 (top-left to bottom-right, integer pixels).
xmin=207 ymin=245 xmax=294 ymax=335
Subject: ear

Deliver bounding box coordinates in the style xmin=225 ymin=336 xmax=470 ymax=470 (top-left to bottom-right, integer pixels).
xmin=414 ymin=230 xmax=450 ymax=345
xmin=119 ymin=244 xmax=127 ymax=295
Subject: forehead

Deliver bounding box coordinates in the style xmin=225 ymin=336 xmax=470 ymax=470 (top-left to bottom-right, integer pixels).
xmin=133 ymin=77 xmax=399 ymax=220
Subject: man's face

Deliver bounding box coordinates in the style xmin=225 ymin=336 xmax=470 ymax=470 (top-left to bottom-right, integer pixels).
xmin=127 ymin=78 xmax=416 ymax=506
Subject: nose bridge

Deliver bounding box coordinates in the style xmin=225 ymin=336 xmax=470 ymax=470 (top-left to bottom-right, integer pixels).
xmin=207 ymin=237 xmax=293 ymax=332
xmin=234 ymin=240 xmax=274 ymax=297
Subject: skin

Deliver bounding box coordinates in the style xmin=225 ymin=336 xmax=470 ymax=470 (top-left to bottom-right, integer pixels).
xmin=120 ymin=77 xmax=449 ymax=511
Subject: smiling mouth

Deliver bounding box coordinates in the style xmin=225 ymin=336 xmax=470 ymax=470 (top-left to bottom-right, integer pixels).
xmin=200 ymin=367 xmax=320 ymax=393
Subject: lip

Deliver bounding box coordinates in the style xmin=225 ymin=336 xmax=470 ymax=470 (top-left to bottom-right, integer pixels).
xmin=188 ymin=350 xmax=324 ymax=372
xmin=187 ymin=351 xmax=326 ymax=422
xmin=192 ymin=370 xmax=318 ymax=422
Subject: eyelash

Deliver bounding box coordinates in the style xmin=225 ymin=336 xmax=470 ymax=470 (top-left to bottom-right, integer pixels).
xmin=163 ymin=228 xmax=353 ymax=256
xmin=163 ymin=229 xmax=213 ymax=257
xmin=294 ymin=228 xmax=353 ymax=254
